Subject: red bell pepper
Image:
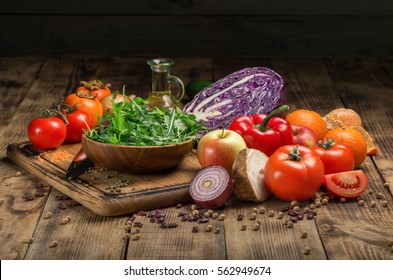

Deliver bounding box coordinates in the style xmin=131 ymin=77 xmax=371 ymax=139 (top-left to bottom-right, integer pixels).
xmin=228 ymin=105 xmax=293 ymax=156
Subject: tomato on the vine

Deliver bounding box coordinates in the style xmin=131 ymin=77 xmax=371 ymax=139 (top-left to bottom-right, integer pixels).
xmin=264 ymin=145 xmax=324 ymax=202
xmin=64 ymin=92 xmax=103 ymax=127
xmin=77 ymin=80 xmax=111 ymax=101
xmin=28 ymin=115 xmax=67 ymax=150
xmin=311 ymin=138 xmax=355 ymax=174
xmin=323 ymin=170 xmax=368 ymax=198
xmin=62 ymin=107 xmax=92 ymax=143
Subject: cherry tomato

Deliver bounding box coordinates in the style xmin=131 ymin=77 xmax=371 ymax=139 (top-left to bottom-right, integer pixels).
xmin=28 ymin=116 xmax=67 ymax=150
xmin=323 ymin=170 xmax=368 ymax=198
xmin=311 ymin=138 xmax=355 ymax=174
xmin=264 ymin=145 xmax=324 ymax=202
xmin=64 ymin=92 xmax=103 ymax=127
xmin=63 ymin=109 xmax=92 ymax=143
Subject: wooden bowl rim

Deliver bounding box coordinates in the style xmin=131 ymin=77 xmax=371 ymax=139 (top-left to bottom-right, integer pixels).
xmin=81 ymin=134 xmax=195 ymax=149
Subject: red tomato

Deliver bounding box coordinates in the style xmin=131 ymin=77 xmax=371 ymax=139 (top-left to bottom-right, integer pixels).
xmin=63 ymin=109 xmax=92 ymax=143
xmin=264 ymin=145 xmax=324 ymax=202
xmin=28 ymin=116 xmax=67 ymax=150
xmin=323 ymin=170 xmax=368 ymax=198
xmin=311 ymin=139 xmax=355 ymax=174
xmin=64 ymin=93 xmax=103 ymax=127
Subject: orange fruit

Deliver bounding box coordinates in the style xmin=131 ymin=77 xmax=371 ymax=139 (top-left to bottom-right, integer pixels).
xmin=324 ymin=126 xmax=367 ymax=167
xmin=353 ymin=126 xmax=378 ymax=155
xmin=286 ymin=109 xmax=327 ymax=141
xmin=325 ymin=108 xmax=362 ymax=127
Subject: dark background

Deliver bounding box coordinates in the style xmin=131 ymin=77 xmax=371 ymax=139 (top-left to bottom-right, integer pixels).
xmin=1 ymin=0 xmax=393 ymax=56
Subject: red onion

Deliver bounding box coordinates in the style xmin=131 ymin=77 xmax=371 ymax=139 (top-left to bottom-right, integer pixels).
xmin=189 ymin=165 xmax=233 ymax=209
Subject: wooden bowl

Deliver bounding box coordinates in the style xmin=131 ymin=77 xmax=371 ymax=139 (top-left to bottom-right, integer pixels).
xmin=81 ymin=135 xmax=195 ymax=174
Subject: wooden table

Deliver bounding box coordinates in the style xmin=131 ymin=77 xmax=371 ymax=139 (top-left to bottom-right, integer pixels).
xmin=1 ymin=56 xmax=392 ymax=260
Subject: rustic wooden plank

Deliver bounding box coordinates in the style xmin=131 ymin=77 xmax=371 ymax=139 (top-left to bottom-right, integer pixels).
xmin=1 ymin=16 xmax=393 ymax=56
xmin=2 ymin=0 xmax=393 ymax=16
xmin=0 ymin=57 xmax=44 ymax=135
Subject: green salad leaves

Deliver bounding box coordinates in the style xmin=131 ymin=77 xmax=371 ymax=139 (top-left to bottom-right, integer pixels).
xmin=87 ymin=96 xmax=203 ymax=146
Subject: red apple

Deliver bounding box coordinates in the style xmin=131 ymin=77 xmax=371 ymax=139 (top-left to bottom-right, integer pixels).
xmin=197 ymin=129 xmax=247 ymax=174
xmin=291 ymin=124 xmax=317 ymax=147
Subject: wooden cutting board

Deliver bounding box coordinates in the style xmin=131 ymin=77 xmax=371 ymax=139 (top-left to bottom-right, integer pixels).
xmin=6 ymin=142 xmax=201 ymax=216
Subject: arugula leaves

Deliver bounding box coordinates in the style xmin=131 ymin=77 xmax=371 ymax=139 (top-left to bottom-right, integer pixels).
xmin=87 ymin=96 xmax=203 ymax=146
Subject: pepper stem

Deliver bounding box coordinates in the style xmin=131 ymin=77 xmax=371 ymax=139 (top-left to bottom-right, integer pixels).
xmin=288 ymin=145 xmax=302 ymax=161
xmin=259 ymin=105 xmax=289 ymax=132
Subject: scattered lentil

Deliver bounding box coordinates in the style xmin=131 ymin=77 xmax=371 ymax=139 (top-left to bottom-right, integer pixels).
xmin=303 ymin=247 xmax=311 ymax=255
xmin=357 ymin=200 xmax=365 ymax=206
xmin=192 ymin=226 xmax=199 ymax=233
xmin=381 ymin=200 xmax=388 ymax=207
xmin=218 ymin=214 xmax=226 ymax=221
xmin=213 ymin=228 xmax=220 ymax=234
xmin=249 ymin=212 xmax=257 ymax=220
xmin=301 ymin=231 xmax=308 ymax=239
xmin=376 ymin=192 xmax=384 ymax=200
xmin=268 ymin=210 xmax=275 ymax=217
xmin=132 ymin=234 xmax=140 ymax=241
xmin=43 ymin=211 xmax=53 ymax=219
xmin=49 ymin=241 xmax=58 ymax=248
xmin=252 ymin=223 xmax=260 ymax=231
xmin=258 ymin=207 xmax=266 ymax=214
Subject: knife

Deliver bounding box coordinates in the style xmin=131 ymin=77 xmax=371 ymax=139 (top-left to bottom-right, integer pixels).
xmin=66 ymin=148 xmax=94 ymax=179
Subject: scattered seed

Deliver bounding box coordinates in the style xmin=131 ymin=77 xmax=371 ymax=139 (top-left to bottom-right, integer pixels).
xmin=370 ymin=201 xmax=377 ymax=207
xmin=191 ymin=204 xmax=197 ymax=211
xmin=315 ymin=201 xmax=322 ymax=208
xmin=203 ymin=212 xmax=211 ymax=218
xmin=268 ymin=210 xmax=275 ymax=217
xmin=212 ymin=212 xmax=219 ymax=219
xmin=207 ymin=209 xmax=214 ymax=215
xmin=290 ymin=200 xmax=298 ymax=207
xmin=49 ymin=241 xmax=58 ymax=248
xmin=26 ymin=237 xmax=34 ymax=244
xmin=381 ymin=200 xmax=388 ymax=207
xmin=303 ymin=207 xmax=310 ymax=214
xmin=249 ymin=212 xmax=257 ymax=220
xmin=376 ymin=192 xmax=384 ymax=200
xmin=384 ymin=182 xmax=390 ymax=188
xmin=340 ymin=197 xmax=346 ymax=203
xmin=237 ymin=214 xmax=244 ymax=221
xmin=368 ymin=190 xmax=374 ymax=195
xmin=252 ymin=207 xmax=258 ymax=213
xmin=60 ymin=217 xmax=70 ymax=225
xmin=132 ymin=234 xmax=140 ymax=241
xmin=218 ymin=214 xmax=226 ymax=221
xmin=192 ymin=210 xmax=200 ymax=216
xmin=206 ymin=225 xmax=213 ymax=232
xmin=43 ymin=211 xmax=53 ymax=219
xmin=133 ymin=228 xmax=140 ymax=234
xmin=277 ymin=212 xmax=284 ymax=219
xmin=149 ymin=217 xmax=156 ymax=223
xmin=123 ymin=233 xmax=131 ymax=240
xmin=15 ymin=171 xmax=22 ymax=177
xmin=213 ymin=228 xmax=220 ymax=234
xmin=321 ymin=198 xmax=329 ymax=205
xmin=357 ymin=200 xmax=365 ymax=206
xmin=303 ymin=247 xmax=311 ymax=255
xmin=240 ymin=224 xmax=247 ymax=231
xmin=258 ymin=207 xmax=266 ymax=214
xmin=175 ymin=203 xmax=182 ymax=208
xmin=309 ymin=203 xmax=316 ymax=209
xmin=301 ymin=231 xmax=308 ymax=239
xmin=286 ymin=221 xmax=294 ymax=228
xmin=124 ymin=224 xmax=132 ymax=231
xmin=192 ymin=226 xmax=199 ymax=233
xmin=292 ymin=205 xmax=300 ymax=212
xmin=252 ymin=223 xmax=260 ymax=231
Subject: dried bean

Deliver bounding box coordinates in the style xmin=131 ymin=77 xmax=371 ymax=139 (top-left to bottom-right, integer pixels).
xmin=156 ymin=217 xmax=165 ymax=223
xmin=23 ymin=194 xmax=35 ymax=201
xmin=192 ymin=226 xmax=199 ymax=233
xmin=123 ymin=233 xmax=131 ymax=240
xmin=237 ymin=214 xmax=244 ymax=221
xmin=137 ymin=211 xmax=147 ymax=216
xmin=181 ymin=214 xmax=189 ymax=222
xmin=340 ymin=197 xmax=346 ymax=203
xmin=277 ymin=212 xmax=284 ymax=219
xmin=240 ymin=224 xmax=247 ymax=231
xmin=289 ymin=216 xmax=298 ymax=223
xmin=198 ymin=217 xmax=209 ymax=223
xmin=43 ymin=211 xmax=53 ymax=219
xmin=286 ymin=221 xmax=294 ymax=228
xmin=132 ymin=234 xmax=140 ymax=241
xmin=301 ymin=231 xmax=308 ymax=238
xmin=376 ymin=192 xmax=384 ymax=200
xmin=281 ymin=206 xmax=290 ymax=212
xmin=252 ymin=207 xmax=258 ymax=213
xmin=167 ymin=223 xmax=178 ymax=228
xmin=252 ymin=223 xmax=260 ymax=231
xmin=315 ymin=201 xmax=322 ymax=208
xmin=149 ymin=217 xmax=156 ymax=223
xmin=206 ymin=225 xmax=213 ymax=232
xmin=203 ymin=212 xmax=211 ymax=218
xmin=287 ymin=210 xmax=299 ymax=216
xmin=290 ymin=200 xmax=298 ymax=207
xmin=322 ymin=198 xmax=328 ymax=205
xmin=160 ymin=223 xmax=168 ymax=229
xmin=147 ymin=210 xmax=156 ymax=217
xmin=297 ymin=213 xmax=304 ymax=220
xmin=292 ymin=206 xmax=300 ymax=212
xmin=133 ymin=222 xmax=143 ymax=228
xmin=218 ymin=214 xmax=225 ymax=221
xmin=178 ymin=211 xmax=188 ymax=217
xmin=384 ymin=182 xmax=390 ymax=188
xmin=175 ymin=203 xmax=183 ymax=208
xmin=49 ymin=241 xmax=58 ymax=248
xmin=212 ymin=212 xmax=219 ymax=219
xmin=306 ymin=213 xmax=314 ymax=220
xmin=303 ymin=247 xmax=311 ymax=255
xmin=357 ymin=200 xmax=365 ymax=206
xmin=58 ymin=203 xmax=67 ymax=210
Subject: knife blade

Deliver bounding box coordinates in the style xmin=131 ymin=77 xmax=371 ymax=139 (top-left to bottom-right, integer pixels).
xmin=66 ymin=148 xmax=94 ymax=179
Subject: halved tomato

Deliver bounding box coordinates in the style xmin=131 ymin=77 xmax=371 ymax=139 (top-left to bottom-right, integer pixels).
xmin=323 ymin=170 xmax=368 ymax=198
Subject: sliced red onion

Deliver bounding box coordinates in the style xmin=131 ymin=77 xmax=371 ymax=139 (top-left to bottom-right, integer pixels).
xmin=189 ymin=165 xmax=233 ymax=209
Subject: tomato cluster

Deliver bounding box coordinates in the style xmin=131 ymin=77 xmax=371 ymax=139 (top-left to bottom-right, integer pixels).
xmin=27 ymin=79 xmax=110 ymax=150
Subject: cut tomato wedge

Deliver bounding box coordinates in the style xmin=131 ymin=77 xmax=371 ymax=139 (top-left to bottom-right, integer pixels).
xmin=323 ymin=170 xmax=368 ymax=198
